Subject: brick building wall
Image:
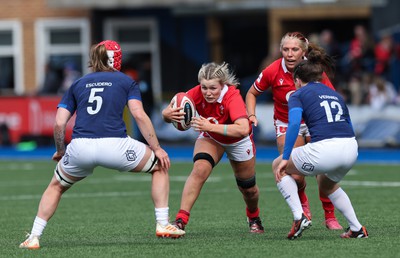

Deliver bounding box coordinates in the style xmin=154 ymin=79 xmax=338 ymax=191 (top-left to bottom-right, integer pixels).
xmin=0 ymin=0 xmax=89 ymax=93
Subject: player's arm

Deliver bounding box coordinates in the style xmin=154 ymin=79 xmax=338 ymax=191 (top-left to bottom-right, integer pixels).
xmin=128 ymin=99 xmax=160 ymax=149
xmin=274 ymin=107 xmax=302 ymax=182
xmin=282 ymin=107 xmax=303 ymax=160
xmin=128 ymin=99 xmax=170 ymax=169
xmin=245 ymin=86 xmax=262 ymax=126
xmin=161 ymin=97 xmax=184 ymax=123
xmin=191 ymin=117 xmax=249 ymax=138
xmin=53 ymin=107 xmax=72 ymax=161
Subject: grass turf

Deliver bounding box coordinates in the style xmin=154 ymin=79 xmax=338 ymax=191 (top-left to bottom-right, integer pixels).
xmin=1 ymin=161 xmax=399 ymax=258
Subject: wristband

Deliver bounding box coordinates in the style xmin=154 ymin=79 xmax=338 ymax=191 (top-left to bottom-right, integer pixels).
xmin=223 ymin=125 xmax=228 ymax=136
xmin=248 ymin=114 xmax=256 ymax=119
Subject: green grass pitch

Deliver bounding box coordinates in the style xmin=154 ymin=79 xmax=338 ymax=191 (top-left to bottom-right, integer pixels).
xmin=1 ymin=160 xmax=399 ymax=258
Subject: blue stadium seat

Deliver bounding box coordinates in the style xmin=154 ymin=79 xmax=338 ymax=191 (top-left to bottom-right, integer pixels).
xmin=357 ymin=118 xmax=400 ymax=147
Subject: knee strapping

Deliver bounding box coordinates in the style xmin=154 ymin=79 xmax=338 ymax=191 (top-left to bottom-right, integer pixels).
xmin=142 ymin=151 xmax=158 ymax=173
xmin=236 ymin=175 xmax=256 ymax=189
xmin=54 ymin=164 xmax=75 ymax=187
xmin=193 ymin=152 xmax=215 ymax=168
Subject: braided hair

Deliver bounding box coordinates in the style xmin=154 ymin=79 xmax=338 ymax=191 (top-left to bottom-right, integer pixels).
xmin=198 ymin=62 xmax=240 ymax=87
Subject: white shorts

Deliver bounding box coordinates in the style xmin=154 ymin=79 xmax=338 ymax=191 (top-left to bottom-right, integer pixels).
xmin=198 ymin=133 xmax=254 ymax=162
xmin=275 ymin=119 xmax=310 ymax=138
xmin=291 ymin=137 xmax=358 ymax=182
xmin=59 ymin=136 xmax=147 ymax=178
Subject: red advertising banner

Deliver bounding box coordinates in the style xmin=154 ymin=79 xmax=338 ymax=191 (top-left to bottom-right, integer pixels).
xmin=0 ymin=96 xmax=74 ymax=144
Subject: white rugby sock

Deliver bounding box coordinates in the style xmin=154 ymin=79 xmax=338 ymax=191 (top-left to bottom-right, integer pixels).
xmin=277 ymin=176 xmax=303 ymax=220
xmin=31 ymin=216 xmax=47 ymax=237
xmin=328 ymin=187 xmax=362 ymax=231
xmin=155 ymin=207 xmax=169 ymax=226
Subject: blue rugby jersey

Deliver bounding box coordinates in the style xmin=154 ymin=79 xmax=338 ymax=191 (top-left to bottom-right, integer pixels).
xmin=58 ymin=71 xmax=141 ymax=139
xmin=283 ymin=82 xmax=354 ymax=160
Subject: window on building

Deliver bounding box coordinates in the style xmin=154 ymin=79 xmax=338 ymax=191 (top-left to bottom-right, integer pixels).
xmin=104 ymin=18 xmax=162 ymax=106
xmin=35 ymin=18 xmax=90 ymax=95
xmin=0 ymin=20 xmax=23 ymax=95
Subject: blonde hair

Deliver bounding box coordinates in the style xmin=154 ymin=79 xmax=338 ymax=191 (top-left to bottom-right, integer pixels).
xmin=280 ymin=32 xmax=309 ymax=53
xmin=198 ymin=62 xmax=240 ymax=87
xmin=88 ymin=44 xmax=115 ymax=72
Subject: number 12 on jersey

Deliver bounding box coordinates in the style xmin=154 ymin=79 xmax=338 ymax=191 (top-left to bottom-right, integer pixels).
xmin=320 ymin=100 xmax=344 ymax=123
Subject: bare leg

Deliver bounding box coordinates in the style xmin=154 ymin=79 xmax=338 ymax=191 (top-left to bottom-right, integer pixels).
xmin=231 ymin=157 xmax=259 ymax=213
xmin=150 ymin=167 xmax=170 ymax=209
xmin=37 ymin=176 xmax=70 ymax=221
xmin=28 ymin=167 xmax=83 ymax=239
xmin=175 ymin=138 xmax=222 ymax=226
xmin=179 ymin=160 xmax=212 ymax=212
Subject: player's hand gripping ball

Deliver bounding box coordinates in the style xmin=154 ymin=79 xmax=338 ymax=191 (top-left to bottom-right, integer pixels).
xmin=171 ymin=92 xmax=196 ymax=131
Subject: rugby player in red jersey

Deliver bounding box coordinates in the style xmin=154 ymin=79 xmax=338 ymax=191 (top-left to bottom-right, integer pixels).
xmin=246 ymin=32 xmax=342 ymax=230
xmin=273 ymin=47 xmax=368 ymax=240
xmin=162 ymin=62 xmax=264 ymax=233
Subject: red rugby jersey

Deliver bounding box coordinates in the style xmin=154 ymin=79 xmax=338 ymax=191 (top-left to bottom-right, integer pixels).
xmin=187 ymin=85 xmax=249 ymax=144
xmin=252 ymin=58 xmax=334 ymax=123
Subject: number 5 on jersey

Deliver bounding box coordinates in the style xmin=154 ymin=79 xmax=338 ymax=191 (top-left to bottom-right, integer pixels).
xmin=87 ymin=88 xmax=104 ymax=115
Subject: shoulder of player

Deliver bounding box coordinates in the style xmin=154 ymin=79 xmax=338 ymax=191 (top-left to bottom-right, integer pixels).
xmin=186 ymin=84 xmax=201 ymax=97
xmin=260 ymin=58 xmax=287 ymax=85
xmin=220 ymin=86 xmax=244 ymax=107
xmin=290 ymin=88 xmax=302 ymax=98
xmin=186 ymin=85 xmax=203 ymax=106
xmin=225 ymin=85 xmax=242 ymax=98
xmin=312 ymin=81 xmax=336 ymax=92
xmin=292 ymin=83 xmax=315 ymax=97
xmin=262 ymin=58 xmax=282 ymax=73
xmin=87 ymin=70 xmax=133 ymax=81
xmin=115 ymin=71 xmax=136 ymax=81
xmin=188 ymin=84 xmax=201 ymax=93
xmin=297 ymin=82 xmax=332 ymax=97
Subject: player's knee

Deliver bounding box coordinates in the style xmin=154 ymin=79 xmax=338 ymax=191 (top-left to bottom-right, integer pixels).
xmin=193 ymin=152 xmax=215 ymax=168
xmin=236 ymin=175 xmax=256 ymax=189
xmin=292 ymin=173 xmax=305 ymax=182
xmin=54 ymin=164 xmax=76 ymax=188
xmin=272 ymin=158 xmax=279 ymax=171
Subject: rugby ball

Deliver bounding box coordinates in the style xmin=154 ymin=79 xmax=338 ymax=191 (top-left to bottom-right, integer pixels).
xmin=171 ymin=92 xmax=196 ymax=131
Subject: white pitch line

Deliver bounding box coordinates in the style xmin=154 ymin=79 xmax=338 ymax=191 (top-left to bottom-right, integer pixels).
xmin=0 ymin=187 xmax=280 ymax=202
xmin=1 ymin=180 xmax=399 ymax=202
xmin=340 ymin=180 xmax=400 ymax=187
xmin=0 ymin=189 xmax=181 ymax=201
xmin=0 ymin=175 xmax=221 ymax=188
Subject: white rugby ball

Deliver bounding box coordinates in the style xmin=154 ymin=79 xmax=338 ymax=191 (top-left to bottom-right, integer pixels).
xmin=171 ymin=92 xmax=196 ymax=131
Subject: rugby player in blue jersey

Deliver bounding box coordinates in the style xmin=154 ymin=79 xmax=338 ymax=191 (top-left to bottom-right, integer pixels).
xmin=272 ymin=47 xmax=368 ymax=240
xmin=20 ymin=40 xmax=184 ymax=250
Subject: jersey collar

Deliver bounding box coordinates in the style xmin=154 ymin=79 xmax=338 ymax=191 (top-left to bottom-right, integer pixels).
xmin=281 ymin=58 xmax=290 ymax=73
xmin=217 ymin=84 xmax=229 ymax=103
xmin=282 ymin=56 xmax=308 ymax=74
